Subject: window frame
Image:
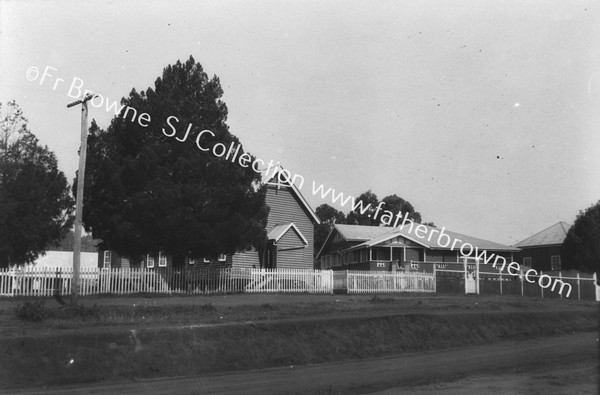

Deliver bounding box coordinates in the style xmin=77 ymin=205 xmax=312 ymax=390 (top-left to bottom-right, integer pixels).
xmin=103 ymin=251 xmax=111 ymax=268
xmin=522 ymin=257 xmax=532 ymax=267
xmin=550 ymin=255 xmax=561 ymax=271
xmin=146 ymin=254 xmax=155 ymax=268
xmin=158 ymin=252 xmax=167 ymax=267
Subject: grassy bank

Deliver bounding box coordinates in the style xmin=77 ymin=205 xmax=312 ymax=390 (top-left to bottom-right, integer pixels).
xmin=0 ymin=307 xmax=597 ymax=390
xmin=0 ymin=293 xmax=596 ymax=336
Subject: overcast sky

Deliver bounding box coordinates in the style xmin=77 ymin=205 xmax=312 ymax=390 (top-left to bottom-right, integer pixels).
xmin=1 ymin=0 xmax=599 ymax=244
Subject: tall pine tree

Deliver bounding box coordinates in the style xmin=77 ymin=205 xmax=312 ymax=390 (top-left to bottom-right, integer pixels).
xmin=81 ymin=57 xmax=268 ymax=264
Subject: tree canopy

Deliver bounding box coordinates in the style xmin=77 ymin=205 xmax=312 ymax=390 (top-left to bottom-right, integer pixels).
xmin=313 ymin=191 xmax=426 ymax=257
xmin=346 ymin=190 xmax=380 ymax=226
xmin=48 ymin=230 xmax=99 ymax=253
xmin=345 ymin=190 xmax=422 ymax=226
xmin=562 ymin=200 xmax=600 ymax=274
xmin=381 ymin=194 xmax=422 ymax=224
xmin=0 ymin=101 xmax=74 ymax=268
xmin=81 ymin=57 xmax=268 ymax=262
xmin=314 ymin=203 xmax=346 ymax=253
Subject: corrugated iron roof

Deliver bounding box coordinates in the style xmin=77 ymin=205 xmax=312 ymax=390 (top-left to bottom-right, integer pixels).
xmin=514 ymin=221 xmax=571 ymax=247
xmin=334 ymin=224 xmax=395 ymax=241
xmin=340 ymin=223 xmax=519 ymax=252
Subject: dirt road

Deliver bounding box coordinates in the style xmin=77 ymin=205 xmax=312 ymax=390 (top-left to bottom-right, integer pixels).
xmin=14 ymin=331 xmax=598 ymax=394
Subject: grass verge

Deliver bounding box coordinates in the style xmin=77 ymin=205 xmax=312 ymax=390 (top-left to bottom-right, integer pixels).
xmin=0 ymin=309 xmax=597 ymax=390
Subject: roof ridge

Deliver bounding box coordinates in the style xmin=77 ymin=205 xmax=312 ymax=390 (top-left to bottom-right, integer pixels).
xmin=515 ymin=221 xmax=570 ymax=247
xmin=264 ymin=165 xmax=320 ymax=225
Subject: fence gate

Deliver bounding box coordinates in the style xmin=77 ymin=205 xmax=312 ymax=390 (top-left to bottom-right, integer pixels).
xmin=463 ymin=257 xmax=479 ymax=294
xmin=465 ymin=273 xmax=477 ymax=294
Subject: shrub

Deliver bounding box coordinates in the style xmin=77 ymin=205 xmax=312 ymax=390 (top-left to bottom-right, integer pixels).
xmin=15 ymin=300 xmax=46 ymax=322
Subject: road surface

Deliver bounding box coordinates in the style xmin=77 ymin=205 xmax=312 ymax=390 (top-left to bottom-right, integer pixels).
xmin=12 ymin=332 xmax=598 ymax=394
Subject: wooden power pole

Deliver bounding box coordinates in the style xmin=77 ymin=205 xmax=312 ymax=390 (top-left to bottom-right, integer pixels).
xmin=67 ymin=93 xmax=96 ymax=305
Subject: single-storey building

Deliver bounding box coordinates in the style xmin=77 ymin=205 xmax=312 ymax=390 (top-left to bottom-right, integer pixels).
xmin=316 ymin=223 xmax=519 ymax=271
xmin=99 ymin=174 xmax=320 ymax=271
xmin=27 ymin=251 xmax=99 ymax=270
xmin=514 ymin=221 xmax=570 ymax=272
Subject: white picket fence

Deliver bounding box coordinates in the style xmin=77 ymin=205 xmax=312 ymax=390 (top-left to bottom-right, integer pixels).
xmin=0 ymin=267 xmax=336 ymax=296
xmin=334 ymin=270 xmax=436 ymax=294
xmin=0 ymin=267 xmax=101 ymax=297
xmin=0 ymin=266 xmax=442 ymax=296
xmin=245 ymin=268 xmax=333 ymax=293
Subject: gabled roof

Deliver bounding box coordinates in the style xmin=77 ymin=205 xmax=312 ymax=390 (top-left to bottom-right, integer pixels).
xmin=514 ymin=221 xmax=570 ymax=248
xmin=315 ymin=224 xmax=396 ymax=259
xmin=346 ymin=227 xmax=430 ymax=250
xmin=334 ymin=224 xmax=393 ymax=241
xmin=432 ymin=227 xmax=520 ymax=252
xmin=264 ymin=166 xmax=320 ymax=225
xmin=321 ymin=223 xmax=519 ymax=256
xmin=267 ymin=222 xmax=308 ymax=246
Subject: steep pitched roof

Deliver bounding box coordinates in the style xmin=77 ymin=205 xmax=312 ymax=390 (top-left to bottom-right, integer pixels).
xmin=514 ymin=221 xmax=570 ymax=248
xmin=263 ymin=166 xmax=320 ymax=225
xmin=267 ymin=222 xmax=308 ymax=245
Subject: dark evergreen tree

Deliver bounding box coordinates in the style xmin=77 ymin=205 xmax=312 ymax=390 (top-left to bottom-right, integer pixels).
xmin=0 ymin=101 xmax=74 ymax=267
xmin=346 ymin=190 xmax=380 ymax=226
xmin=345 ymin=191 xmax=423 ymax=227
xmin=314 ymin=203 xmax=346 ymax=254
xmin=563 ymin=200 xmax=600 ymax=274
xmin=381 ymin=194 xmax=422 ymax=224
xmin=48 ymin=230 xmax=99 ymax=252
xmin=81 ymin=57 xmax=268 ymax=263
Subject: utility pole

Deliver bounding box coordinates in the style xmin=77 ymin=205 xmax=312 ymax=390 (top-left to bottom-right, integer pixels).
xmin=67 ymin=93 xmax=96 ymax=305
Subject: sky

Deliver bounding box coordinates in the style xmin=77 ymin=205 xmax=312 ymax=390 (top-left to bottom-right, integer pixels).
xmin=1 ymin=0 xmax=599 ymax=244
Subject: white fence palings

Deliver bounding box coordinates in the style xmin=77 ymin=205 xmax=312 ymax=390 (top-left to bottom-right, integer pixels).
xmin=0 ymin=267 xmax=434 ymax=296
xmin=244 ymin=268 xmax=333 ymax=294
xmin=0 ymin=267 xmax=100 ymax=297
xmin=343 ymin=270 xmax=435 ymax=294
xmin=2 ymin=266 xmax=595 ymax=299
xmin=0 ymin=267 xmax=334 ymax=296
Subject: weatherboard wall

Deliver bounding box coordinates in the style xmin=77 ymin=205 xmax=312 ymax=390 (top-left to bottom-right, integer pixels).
xmin=275 ymin=226 xmax=310 ymax=270
xmin=264 ymin=185 xmax=315 ymax=269
xmin=516 ymin=245 xmax=562 ymax=272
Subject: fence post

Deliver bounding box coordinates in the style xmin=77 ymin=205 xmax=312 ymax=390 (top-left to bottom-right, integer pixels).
xmin=463 ymin=258 xmax=467 ymax=295
xmin=577 ymin=272 xmax=580 ymax=301
xmin=433 ymin=263 xmax=436 ymax=293
xmin=540 ymin=271 xmax=544 ymax=299
xmin=520 ymin=270 xmax=524 ymax=296
xmin=594 ymin=273 xmax=599 ymax=302
xmin=559 ymin=271 xmax=562 ymax=300
xmin=346 ymin=270 xmax=349 ymax=293
xmin=476 ymin=259 xmax=480 ymax=295
xmin=499 ymin=270 xmax=502 ymax=295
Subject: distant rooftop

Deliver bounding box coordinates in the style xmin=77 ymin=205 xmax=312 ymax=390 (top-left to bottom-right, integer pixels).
xmin=336 ymin=223 xmax=519 ymax=252
xmin=335 ymin=223 xmax=519 ymax=252
xmin=514 ymin=221 xmax=571 ymax=248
